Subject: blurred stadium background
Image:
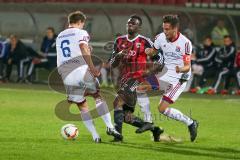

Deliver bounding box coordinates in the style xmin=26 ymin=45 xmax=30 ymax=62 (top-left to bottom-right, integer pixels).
xmin=0 ymin=1 xmax=240 ymax=160
xmin=0 ymin=0 xmax=240 ymax=94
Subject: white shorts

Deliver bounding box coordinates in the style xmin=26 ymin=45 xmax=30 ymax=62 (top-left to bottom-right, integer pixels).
xmin=63 ymin=65 xmax=98 ymax=104
xmin=157 ymin=72 xmax=187 ymax=104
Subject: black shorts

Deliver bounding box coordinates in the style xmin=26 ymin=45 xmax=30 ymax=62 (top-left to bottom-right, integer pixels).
xmin=117 ymin=78 xmax=139 ymax=108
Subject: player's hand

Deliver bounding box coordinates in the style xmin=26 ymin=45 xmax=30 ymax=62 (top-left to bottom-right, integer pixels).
xmin=145 ymin=48 xmax=152 ymax=55
xmin=88 ymin=45 xmax=93 ymax=52
xmin=42 ymin=53 xmax=47 ymax=58
xmin=32 ymin=58 xmax=42 ymax=64
xmin=118 ymin=49 xmax=128 ymax=56
xmin=145 ymin=48 xmax=156 ymax=57
xmin=90 ymin=68 xmax=101 ymax=77
xmin=8 ymin=59 xmax=12 ymax=64
xmin=176 ymin=66 xmax=181 ymax=73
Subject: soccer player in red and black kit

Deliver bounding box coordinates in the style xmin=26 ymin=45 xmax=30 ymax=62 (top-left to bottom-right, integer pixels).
xmin=109 ymin=15 xmax=164 ymax=142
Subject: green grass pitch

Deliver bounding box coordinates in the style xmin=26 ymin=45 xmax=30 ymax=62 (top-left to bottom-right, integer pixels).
xmin=0 ymin=84 xmax=240 ymax=160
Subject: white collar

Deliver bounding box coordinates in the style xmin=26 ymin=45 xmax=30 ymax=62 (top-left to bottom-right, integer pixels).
xmin=126 ymin=34 xmax=139 ymax=42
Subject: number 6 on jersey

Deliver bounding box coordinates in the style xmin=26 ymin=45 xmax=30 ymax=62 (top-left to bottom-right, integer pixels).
xmin=61 ymin=40 xmax=71 ymax=57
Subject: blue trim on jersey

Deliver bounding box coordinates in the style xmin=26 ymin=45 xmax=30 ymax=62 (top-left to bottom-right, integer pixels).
xmin=0 ymin=40 xmax=9 ymax=59
xmin=145 ymin=75 xmax=159 ymax=90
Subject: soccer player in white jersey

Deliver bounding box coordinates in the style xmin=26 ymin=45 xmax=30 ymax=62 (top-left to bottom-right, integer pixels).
xmin=56 ymin=11 xmax=121 ymax=143
xmin=145 ymin=15 xmax=198 ymax=142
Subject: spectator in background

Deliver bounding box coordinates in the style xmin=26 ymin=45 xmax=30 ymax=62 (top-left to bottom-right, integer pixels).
xmin=183 ymin=23 xmax=194 ymax=42
xmin=40 ymin=27 xmax=57 ymax=68
xmin=6 ymin=35 xmax=28 ymax=82
xmin=207 ymin=35 xmax=236 ymax=94
xmin=155 ymin=25 xmax=162 ymax=36
xmin=193 ymin=36 xmax=218 ymax=93
xmin=223 ymin=47 xmax=240 ymax=95
xmin=26 ymin=27 xmax=57 ymax=82
xmin=0 ymin=37 xmax=9 ymax=83
xmin=188 ymin=45 xmax=204 ymax=91
xmin=211 ymin=19 xmax=229 ymax=46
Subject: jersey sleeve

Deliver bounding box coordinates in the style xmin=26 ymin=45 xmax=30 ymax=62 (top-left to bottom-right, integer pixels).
xmin=108 ymin=38 xmax=119 ymax=63
xmin=183 ymin=41 xmax=192 ymax=63
xmin=145 ymin=38 xmax=153 ymax=48
xmin=184 ymin=41 xmax=192 ymax=55
xmin=153 ymin=34 xmax=161 ymax=50
xmin=78 ymin=30 xmax=90 ymax=45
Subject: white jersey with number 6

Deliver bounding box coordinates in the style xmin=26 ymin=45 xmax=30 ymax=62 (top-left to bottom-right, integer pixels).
xmin=56 ymin=28 xmax=97 ymax=103
xmin=56 ymin=28 xmax=90 ymax=67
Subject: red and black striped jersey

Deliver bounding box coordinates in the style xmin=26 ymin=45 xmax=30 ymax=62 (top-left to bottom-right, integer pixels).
xmin=110 ymin=34 xmax=153 ymax=82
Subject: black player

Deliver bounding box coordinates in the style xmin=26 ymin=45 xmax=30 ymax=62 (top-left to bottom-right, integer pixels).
xmin=109 ymin=15 xmax=164 ymax=142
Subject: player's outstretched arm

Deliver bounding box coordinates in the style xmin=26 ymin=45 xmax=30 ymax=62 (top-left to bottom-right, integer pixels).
xmin=80 ymin=43 xmax=100 ymax=77
xmin=109 ymin=49 xmax=126 ymax=68
xmin=176 ymin=54 xmax=191 ymax=73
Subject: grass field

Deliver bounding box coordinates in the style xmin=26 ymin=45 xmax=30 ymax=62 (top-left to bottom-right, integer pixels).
xmin=0 ymin=84 xmax=240 ymax=160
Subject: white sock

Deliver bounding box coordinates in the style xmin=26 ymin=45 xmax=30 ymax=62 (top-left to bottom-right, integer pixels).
xmin=137 ymin=93 xmax=152 ymax=123
xmin=163 ymin=108 xmax=193 ymax=126
xmin=96 ymin=99 xmax=114 ymax=129
xmin=81 ymin=110 xmax=100 ymax=140
xmin=100 ymin=68 xmax=108 ymax=84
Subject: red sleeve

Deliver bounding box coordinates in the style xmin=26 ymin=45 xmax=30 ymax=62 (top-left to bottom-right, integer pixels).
xmin=183 ymin=54 xmax=191 ymax=63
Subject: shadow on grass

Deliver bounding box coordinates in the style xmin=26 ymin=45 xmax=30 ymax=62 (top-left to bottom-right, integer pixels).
xmin=102 ymin=141 xmax=240 ymax=160
xmin=162 ymin=143 xmax=240 ymax=154
xmin=1 ymin=137 xmax=239 ymax=160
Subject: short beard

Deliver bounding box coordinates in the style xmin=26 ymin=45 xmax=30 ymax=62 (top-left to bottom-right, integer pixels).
xmin=128 ymin=31 xmax=134 ymax=35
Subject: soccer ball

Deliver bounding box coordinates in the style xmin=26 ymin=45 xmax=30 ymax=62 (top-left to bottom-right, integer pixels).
xmin=61 ymin=124 xmax=79 ymax=140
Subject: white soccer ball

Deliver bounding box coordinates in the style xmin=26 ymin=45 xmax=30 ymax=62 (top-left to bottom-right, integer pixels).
xmin=61 ymin=124 xmax=79 ymax=140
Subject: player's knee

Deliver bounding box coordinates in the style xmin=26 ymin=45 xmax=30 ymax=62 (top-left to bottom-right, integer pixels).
xmin=158 ymin=103 xmax=168 ymax=113
xmin=158 ymin=98 xmax=171 ymax=113
xmin=78 ymin=102 xmax=88 ymax=112
xmin=158 ymin=106 xmax=166 ymax=113
xmin=84 ymin=90 xmax=100 ymax=99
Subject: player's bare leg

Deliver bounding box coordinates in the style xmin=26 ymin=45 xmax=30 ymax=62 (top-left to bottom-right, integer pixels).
xmin=158 ymin=99 xmax=198 ymax=142
xmin=92 ymin=92 xmax=122 ymax=140
xmin=76 ymin=100 xmax=101 ymax=143
xmin=84 ymin=79 xmax=122 ymax=140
